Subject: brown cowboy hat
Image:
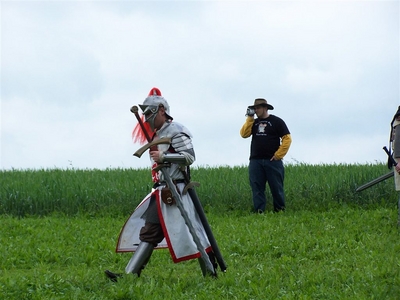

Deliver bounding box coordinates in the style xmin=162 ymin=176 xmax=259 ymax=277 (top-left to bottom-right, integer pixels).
xmin=248 ymin=98 xmax=274 ymax=110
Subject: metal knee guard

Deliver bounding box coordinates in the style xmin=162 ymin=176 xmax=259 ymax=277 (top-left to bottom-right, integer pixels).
xmin=125 ymin=242 xmax=154 ymax=275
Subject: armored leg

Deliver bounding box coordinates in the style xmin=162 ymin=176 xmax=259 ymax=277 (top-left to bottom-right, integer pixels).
xmin=198 ymin=251 xmax=218 ymax=278
xmin=125 ymin=242 xmax=154 ymax=276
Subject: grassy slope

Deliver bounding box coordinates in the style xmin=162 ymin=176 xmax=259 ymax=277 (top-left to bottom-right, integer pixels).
xmin=1 ymin=208 xmax=399 ymax=299
xmin=1 ymin=165 xmax=399 ymax=299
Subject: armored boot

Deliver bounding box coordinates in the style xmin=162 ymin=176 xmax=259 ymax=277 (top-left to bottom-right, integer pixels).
xmin=125 ymin=241 xmax=154 ymax=276
xmin=105 ymin=242 xmax=154 ymax=282
xmin=198 ymin=251 xmax=218 ymax=278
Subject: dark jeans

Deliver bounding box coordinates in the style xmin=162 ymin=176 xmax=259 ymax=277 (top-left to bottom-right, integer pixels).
xmin=249 ymin=159 xmax=286 ymax=212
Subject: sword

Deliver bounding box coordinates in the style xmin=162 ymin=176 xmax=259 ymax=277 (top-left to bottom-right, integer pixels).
xmin=383 ymin=146 xmax=398 ymax=167
xmin=355 ymin=171 xmax=394 ymax=192
xmin=355 ymin=146 xmax=398 ymax=192
xmin=130 ymin=105 xmax=216 ymax=275
xmin=178 ymin=170 xmax=227 ymax=272
xmin=162 ymin=167 xmax=216 ymax=274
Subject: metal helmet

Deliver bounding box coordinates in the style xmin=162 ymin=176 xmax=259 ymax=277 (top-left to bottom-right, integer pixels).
xmin=139 ymin=88 xmax=172 ymax=130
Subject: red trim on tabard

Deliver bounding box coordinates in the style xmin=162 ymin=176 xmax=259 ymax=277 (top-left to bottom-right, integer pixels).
xmin=115 ymin=198 xmax=148 ymax=253
xmin=115 ymin=189 xmax=213 ymax=261
xmin=115 ymin=192 xmax=168 ymax=253
xmin=156 ymin=192 xmax=210 ymax=263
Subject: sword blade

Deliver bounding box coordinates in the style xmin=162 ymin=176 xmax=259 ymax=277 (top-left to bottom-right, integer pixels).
xmin=355 ymin=171 xmax=394 ymax=192
xmin=161 ymin=169 xmax=216 ymax=275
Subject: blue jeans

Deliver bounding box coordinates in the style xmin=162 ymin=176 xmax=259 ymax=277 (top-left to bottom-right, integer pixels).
xmin=249 ymin=159 xmax=286 ymax=212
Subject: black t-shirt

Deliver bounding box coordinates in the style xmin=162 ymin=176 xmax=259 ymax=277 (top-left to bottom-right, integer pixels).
xmin=250 ymin=114 xmax=290 ymax=160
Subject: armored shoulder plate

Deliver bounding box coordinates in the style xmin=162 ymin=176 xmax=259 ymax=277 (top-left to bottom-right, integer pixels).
xmin=158 ymin=121 xmax=193 ymax=139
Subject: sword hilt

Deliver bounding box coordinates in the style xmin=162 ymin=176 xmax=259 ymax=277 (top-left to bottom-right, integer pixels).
xmin=383 ymin=146 xmax=397 ymax=167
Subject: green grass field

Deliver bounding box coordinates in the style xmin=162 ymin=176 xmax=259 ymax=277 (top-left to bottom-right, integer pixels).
xmin=1 ymin=164 xmax=399 ymax=299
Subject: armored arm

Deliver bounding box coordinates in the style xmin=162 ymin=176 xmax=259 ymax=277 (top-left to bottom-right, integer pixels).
xmin=159 ymin=132 xmax=195 ymax=166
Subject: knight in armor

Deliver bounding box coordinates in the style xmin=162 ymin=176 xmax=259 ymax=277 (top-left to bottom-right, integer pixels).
xmin=105 ymin=88 xmax=217 ymax=281
xmin=389 ymin=106 xmax=400 ymax=226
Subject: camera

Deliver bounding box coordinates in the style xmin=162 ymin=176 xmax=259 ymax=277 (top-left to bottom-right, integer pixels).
xmin=246 ymin=107 xmax=255 ymax=117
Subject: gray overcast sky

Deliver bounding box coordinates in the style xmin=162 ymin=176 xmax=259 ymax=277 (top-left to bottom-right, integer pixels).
xmin=1 ymin=0 xmax=399 ymax=170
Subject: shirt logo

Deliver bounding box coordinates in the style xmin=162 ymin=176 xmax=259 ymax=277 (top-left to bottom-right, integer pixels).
xmin=258 ymin=123 xmax=267 ymax=133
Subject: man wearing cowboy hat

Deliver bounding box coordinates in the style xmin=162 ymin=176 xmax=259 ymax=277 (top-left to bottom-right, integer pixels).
xmin=240 ymin=98 xmax=292 ymax=213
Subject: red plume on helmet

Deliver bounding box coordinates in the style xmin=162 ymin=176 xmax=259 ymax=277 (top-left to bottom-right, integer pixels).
xmin=149 ymin=87 xmax=162 ymax=96
xmin=131 ymin=87 xmax=161 ymax=145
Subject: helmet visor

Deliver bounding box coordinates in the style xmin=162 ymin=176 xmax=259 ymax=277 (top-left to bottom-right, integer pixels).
xmin=140 ymin=105 xmax=159 ymax=122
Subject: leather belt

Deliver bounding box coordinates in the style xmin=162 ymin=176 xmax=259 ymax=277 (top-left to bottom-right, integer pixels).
xmin=153 ymin=179 xmax=185 ymax=189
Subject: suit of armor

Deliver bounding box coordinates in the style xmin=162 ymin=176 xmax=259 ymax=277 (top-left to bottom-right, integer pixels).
xmin=106 ymin=88 xmax=217 ymax=281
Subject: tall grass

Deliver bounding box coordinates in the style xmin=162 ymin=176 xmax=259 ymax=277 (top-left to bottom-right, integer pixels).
xmin=0 ymin=163 xmax=397 ymax=217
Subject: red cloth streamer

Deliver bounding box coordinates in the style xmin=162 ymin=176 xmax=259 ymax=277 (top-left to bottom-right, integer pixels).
xmin=132 ymin=115 xmax=153 ymax=145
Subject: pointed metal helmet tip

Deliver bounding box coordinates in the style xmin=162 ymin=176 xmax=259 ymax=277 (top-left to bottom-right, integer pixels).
xmin=148 ymin=87 xmax=162 ymax=96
